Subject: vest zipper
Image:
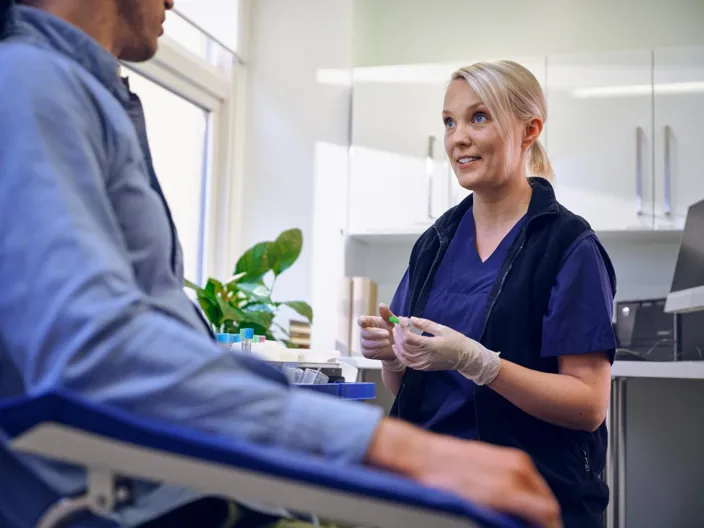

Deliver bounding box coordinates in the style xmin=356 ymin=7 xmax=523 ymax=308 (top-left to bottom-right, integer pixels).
xmin=570 ymin=436 xmax=591 ymax=472
xmin=478 ymin=211 xmax=553 ymax=342
xmin=396 ymin=226 xmax=445 ymax=415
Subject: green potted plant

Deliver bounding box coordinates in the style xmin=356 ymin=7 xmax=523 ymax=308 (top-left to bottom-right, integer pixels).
xmin=185 ymin=228 xmax=313 ymax=347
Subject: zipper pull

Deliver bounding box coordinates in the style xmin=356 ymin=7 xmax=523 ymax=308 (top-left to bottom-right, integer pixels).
xmin=581 ymin=448 xmax=590 ymax=472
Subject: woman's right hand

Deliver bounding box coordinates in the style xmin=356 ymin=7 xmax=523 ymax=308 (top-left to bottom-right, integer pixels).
xmin=357 ymin=303 xmax=397 ymax=361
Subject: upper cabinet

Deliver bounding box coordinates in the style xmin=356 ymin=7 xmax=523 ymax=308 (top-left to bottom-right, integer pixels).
xmin=652 ymin=46 xmax=704 ymax=230
xmin=546 ymin=50 xmax=655 ymax=231
xmin=546 ymin=47 xmax=704 ymax=232
xmin=346 ymin=48 xmax=704 ymax=237
xmin=347 ymin=63 xmax=451 ymax=236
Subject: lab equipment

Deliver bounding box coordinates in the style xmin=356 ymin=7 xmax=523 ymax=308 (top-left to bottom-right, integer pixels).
xmin=301 ymin=367 xmax=329 ymax=385
xmin=388 ymin=316 xmax=424 ymax=335
xmin=0 ymin=390 xmax=522 ymax=528
xmin=284 ymin=366 xmax=304 ymax=383
xmin=240 ymin=327 xmax=254 ymax=354
xmin=665 ymin=197 xmax=704 ymax=313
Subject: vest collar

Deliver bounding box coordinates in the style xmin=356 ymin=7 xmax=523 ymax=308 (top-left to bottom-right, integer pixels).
xmin=434 ymin=176 xmax=560 ymax=239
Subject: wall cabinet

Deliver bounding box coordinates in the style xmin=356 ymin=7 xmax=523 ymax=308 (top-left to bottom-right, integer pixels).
xmin=546 ymin=50 xmax=655 ymax=232
xmin=347 ymin=65 xmax=451 ymax=235
xmin=346 ymin=48 xmax=704 ymax=236
xmin=547 ymin=46 xmax=704 ymax=233
xmin=652 ymin=46 xmax=704 ymax=230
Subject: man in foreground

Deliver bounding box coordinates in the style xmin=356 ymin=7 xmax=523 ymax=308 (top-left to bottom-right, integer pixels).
xmin=0 ymin=1 xmax=560 ymax=527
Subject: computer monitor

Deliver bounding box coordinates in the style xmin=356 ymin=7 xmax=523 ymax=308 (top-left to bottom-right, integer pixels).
xmin=665 ymin=198 xmax=704 ymax=313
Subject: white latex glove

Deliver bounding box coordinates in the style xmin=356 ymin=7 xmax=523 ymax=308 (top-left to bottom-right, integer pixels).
xmin=392 ymin=317 xmax=501 ymax=386
xmin=357 ymin=304 xmax=406 ymax=372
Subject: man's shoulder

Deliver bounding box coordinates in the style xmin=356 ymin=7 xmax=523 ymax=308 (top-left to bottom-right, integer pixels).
xmin=0 ymin=40 xmax=86 ymax=99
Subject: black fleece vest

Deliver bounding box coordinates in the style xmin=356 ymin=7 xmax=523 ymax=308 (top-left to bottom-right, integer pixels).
xmin=391 ymin=177 xmax=616 ymax=527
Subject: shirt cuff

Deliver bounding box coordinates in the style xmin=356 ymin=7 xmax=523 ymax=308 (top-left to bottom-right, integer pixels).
xmin=277 ymin=387 xmax=384 ymax=464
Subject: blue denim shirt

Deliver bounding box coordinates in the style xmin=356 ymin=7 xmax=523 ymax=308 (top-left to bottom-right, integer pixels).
xmin=0 ymin=6 xmax=383 ymax=527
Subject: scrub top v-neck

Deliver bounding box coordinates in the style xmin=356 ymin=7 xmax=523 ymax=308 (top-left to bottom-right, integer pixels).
xmin=415 ymin=207 xmax=527 ymax=438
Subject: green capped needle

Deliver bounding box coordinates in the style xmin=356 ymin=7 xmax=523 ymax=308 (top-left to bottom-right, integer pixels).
xmin=387 ymin=315 xmax=423 ymax=335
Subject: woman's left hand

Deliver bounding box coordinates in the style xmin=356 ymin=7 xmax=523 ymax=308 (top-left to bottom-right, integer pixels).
xmin=392 ymin=317 xmax=502 ymax=386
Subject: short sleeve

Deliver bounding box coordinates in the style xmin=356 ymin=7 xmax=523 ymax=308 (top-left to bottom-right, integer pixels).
xmin=390 ymin=268 xmax=410 ymax=316
xmin=541 ymin=234 xmax=617 ymax=361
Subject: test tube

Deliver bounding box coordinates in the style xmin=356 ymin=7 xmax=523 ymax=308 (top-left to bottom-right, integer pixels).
xmin=388 ymin=316 xmax=424 ymax=335
xmin=216 ymin=333 xmax=232 ymax=350
xmin=240 ymin=328 xmax=254 ymax=354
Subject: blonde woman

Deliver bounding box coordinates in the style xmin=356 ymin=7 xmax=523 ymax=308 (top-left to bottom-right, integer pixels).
xmin=359 ymin=61 xmax=616 ymax=528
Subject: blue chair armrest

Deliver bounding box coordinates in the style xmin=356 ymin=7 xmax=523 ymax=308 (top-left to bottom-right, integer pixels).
xmin=0 ymin=390 xmax=524 ymax=528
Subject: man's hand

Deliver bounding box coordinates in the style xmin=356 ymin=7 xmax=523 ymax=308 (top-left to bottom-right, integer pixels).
xmin=366 ymin=419 xmax=562 ymax=528
xmin=357 ymin=303 xmax=398 ymax=363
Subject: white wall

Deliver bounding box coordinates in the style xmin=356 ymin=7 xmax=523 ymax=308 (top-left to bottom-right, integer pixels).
xmin=353 ymin=0 xmax=704 ymax=67
xmin=348 ymin=234 xmax=682 ymax=314
xmin=242 ymin=0 xmax=353 ymax=347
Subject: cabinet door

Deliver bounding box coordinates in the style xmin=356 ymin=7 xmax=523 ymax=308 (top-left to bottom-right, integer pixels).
xmin=348 ymin=65 xmax=450 ymax=235
xmin=446 ymin=56 xmax=548 ymax=207
xmin=653 ymin=46 xmax=704 ymax=230
xmin=546 ymin=51 xmax=654 ymax=231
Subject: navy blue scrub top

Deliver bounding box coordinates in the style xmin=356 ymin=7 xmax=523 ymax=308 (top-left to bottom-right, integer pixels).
xmin=393 ymin=206 xmax=617 ymax=440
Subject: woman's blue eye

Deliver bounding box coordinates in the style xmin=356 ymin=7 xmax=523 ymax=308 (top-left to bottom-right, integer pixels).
xmin=473 ymin=112 xmax=487 ymax=124
xmin=444 ymin=117 xmax=455 ymax=128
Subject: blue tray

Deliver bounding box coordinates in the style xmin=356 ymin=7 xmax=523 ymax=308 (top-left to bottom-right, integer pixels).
xmin=294 ymin=382 xmax=375 ymax=400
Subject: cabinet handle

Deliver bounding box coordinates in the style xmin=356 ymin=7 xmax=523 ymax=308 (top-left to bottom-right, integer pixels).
xmin=664 ymin=125 xmax=672 ymax=216
xmin=426 ymin=135 xmax=436 ymax=219
xmin=635 ymin=127 xmax=643 ymax=216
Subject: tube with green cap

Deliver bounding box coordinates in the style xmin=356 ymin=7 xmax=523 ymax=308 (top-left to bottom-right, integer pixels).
xmin=388 ymin=315 xmax=424 ymax=335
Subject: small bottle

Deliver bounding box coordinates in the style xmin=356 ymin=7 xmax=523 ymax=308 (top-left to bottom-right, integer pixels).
xmin=240 ymin=328 xmax=254 ymax=354
xmin=215 ymin=333 xmax=232 ymax=351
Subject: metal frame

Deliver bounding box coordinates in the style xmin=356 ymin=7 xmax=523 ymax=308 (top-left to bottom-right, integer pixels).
xmin=14 ymin=424 xmax=480 ymax=528
xmin=605 ymin=377 xmax=627 ymax=528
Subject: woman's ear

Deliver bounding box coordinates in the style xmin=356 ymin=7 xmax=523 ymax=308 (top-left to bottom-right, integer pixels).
xmin=522 ymin=118 xmax=543 ymax=150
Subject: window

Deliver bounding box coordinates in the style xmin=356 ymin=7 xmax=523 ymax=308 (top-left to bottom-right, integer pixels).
xmin=171 ymin=0 xmax=240 ymax=53
xmin=123 ymin=68 xmax=211 ymax=283
xmin=122 ymin=4 xmax=245 ymax=285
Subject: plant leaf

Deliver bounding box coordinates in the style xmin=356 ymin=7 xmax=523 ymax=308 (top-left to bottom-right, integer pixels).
xmin=205 ymin=278 xmax=225 ymax=298
xmin=281 ymin=301 xmax=313 ymax=323
xmin=245 ymin=303 xmax=275 ymax=314
xmin=270 ymin=228 xmax=302 ymax=276
xmin=237 ymin=281 xmax=271 ymax=301
xmin=184 ymin=278 xmax=204 ymax=293
xmin=197 ymin=296 xmax=222 ymax=327
xmin=241 ymin=310 xmax=275 ymax=329
xmin=216 ymin=296 xmax=245 ymax=323
xmin=235 ymin=241 xmax=273 ymax=280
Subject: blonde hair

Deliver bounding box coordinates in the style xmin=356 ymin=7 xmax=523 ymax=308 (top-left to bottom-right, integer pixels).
xmin=450 ymin=60 xmax=554 ymax=179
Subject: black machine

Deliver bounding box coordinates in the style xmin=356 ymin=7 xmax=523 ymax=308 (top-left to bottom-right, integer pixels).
xmin=614 ymin=298 xmax=704 ymax=362
xmin=615 ymin=197 xmax=704 ymax=361
xmin=665 ymin=197 xmax=704 ymax=314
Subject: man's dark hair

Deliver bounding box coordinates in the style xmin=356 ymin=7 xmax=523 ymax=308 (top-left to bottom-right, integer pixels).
xmin=1 ymin=0 xmax=13 ymax=36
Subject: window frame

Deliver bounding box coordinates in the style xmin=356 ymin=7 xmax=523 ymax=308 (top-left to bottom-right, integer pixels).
xmin=120 ymin=1 xmax=249 ymax=285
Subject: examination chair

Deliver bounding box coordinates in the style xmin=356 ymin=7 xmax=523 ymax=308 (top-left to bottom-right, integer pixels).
xmin=0 ymin=389 xmax=525 ymax=528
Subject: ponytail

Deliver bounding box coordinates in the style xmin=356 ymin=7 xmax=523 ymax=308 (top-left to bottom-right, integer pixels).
xmin=528 ymin=139 xmax=554 ymax=180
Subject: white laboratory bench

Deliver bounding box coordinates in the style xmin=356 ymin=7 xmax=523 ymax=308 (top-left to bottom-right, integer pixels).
xmin=342 ymin=357 xmax=704 ymax=527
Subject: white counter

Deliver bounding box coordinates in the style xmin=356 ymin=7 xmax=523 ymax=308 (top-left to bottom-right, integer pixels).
xmin=342 ymin=356 xmax=704 ymax=380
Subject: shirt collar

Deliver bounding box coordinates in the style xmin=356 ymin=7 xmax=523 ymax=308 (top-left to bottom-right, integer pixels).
xmin=4 ymin=5 xmax=130 ymax=104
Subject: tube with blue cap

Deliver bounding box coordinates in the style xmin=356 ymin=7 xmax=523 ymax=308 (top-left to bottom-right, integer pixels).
xmin=240 ymin=328 xmax=254 ymax=354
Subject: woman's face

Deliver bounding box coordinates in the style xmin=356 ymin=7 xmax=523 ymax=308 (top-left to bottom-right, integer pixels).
xmin=442 ymin=79 xmax=524 ymax=191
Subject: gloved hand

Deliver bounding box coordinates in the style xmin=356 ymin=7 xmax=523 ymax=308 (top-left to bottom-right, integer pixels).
xmin=392 ymin=317 xmax=501 ymax=385
xmin=357 ymin=304 xmax=406 ymax=372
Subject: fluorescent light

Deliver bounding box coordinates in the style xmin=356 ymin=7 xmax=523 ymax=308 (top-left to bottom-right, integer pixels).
xmin=572 ymin=81 xmax=704 ymax=98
